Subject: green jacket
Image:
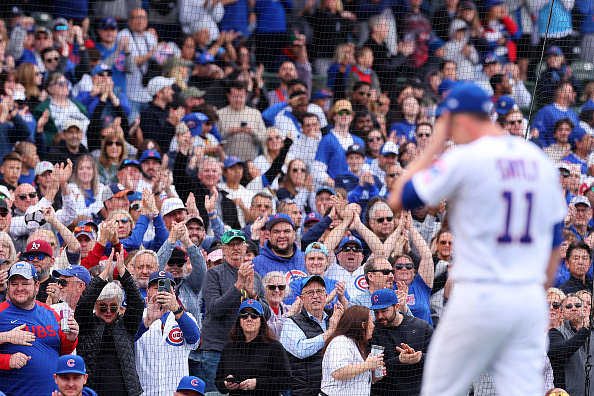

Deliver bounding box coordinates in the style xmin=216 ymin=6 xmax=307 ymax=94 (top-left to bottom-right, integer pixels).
xmin=33 ymin=98 xmax=89 ymax=147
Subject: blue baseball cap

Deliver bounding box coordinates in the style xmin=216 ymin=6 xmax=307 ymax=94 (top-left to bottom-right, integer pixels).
xmin=119 ymin=159 xmax=141 ymax=171
xmin=304 ymin=211 xmax=323 ymax=225
xmin=9 ymin=262 xmax=38 ymax=281
xmin=569 ymin=126 xmax=588 ymax=146
xmin=128 ymin=191 xmax=142 ymax=203
xmin=483 ymin=52 xmax=500 ymax=66
xmin=428 ymin=37 xmax=445 ymax=53
xmin=266 ymin=213 xmax=294 ymax=230
xmin=197 ymin=52 xmax=215 ymax=65
xmin=300 ymin=275 xmax=326 ymax=293
xmin=443 ymin=84 xmax=492 ymax=115
xmin=176 ymin=376 xmax=205 ymax=395
xmin=55 ymin=355 xmax=86 ymax=375
xmin=91 ymin=64 xmax=112 ymax=77
xmin=311 ymin=89 xmax=332 ymax=101
xmin=139 ymin=149 xmax=162 ymax=163
xmin=495 ymin=95 xmax=515 ymax=115
xmin=305 ymin=242 xmax=329 ymax=257
xmin=583 ymin=99 xmax=594 ymax=112
xmin=338 ymin=236 xmax=363 ymax=251
xmin=547 ymin=45 xmax=563 ymax=57
xmin=53 ymin=265 xmax=91 ymax=285
xmin=316 ymin=185 xmax=336 ymax=196
xmin=182 ymin=113 xmax=209 ymax=136
xmin=438 ymin=79 xmax=456 ymax=96
xmin=148 ymin=270 xmax=176 ymax=287
xmin=238 ymin=299 xmax=264 ymax=315
xmin=485 ymin=0 xmax=503 ymax=11
xmin=100 ymin=17 xmax=118 ymax=30
xmin=223 ymin=156 xmax=243 ymax=169
xmin=370 ymin=288 xmax=399 ymax=310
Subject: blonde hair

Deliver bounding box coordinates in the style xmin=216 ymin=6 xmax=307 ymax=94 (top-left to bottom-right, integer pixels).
xmin=107 ymin=209 xmax=136 ymax=230
xmin=547 ymin=287 xmax=566 ymax=302
xmin=0 ymin=232 xmax=16 ymax=265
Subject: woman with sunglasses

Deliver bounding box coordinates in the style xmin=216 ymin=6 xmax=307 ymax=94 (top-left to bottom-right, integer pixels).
xmin=68 ymin=154 xmax=105 ymax=218
xmin=365 ymin=128 xmax=385 ymax=162
xmin=263 ymin=271 xmax=302 ymax=339
xmin=277 ymin=159 xmax=315 ymax=215
xmin=215 ymin=299 xmax=292 ymax=395
xmin=97 ymin=132 xmax=127 ymax=184
xmin=75 ymin=247 xmax=144 ymax=396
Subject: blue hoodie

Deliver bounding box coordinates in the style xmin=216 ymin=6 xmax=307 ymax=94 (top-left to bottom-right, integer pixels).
xmin=82 ymin=387 xmax=99 ymax=396
xmin=253 ymin=241 xmax=307 ymax=281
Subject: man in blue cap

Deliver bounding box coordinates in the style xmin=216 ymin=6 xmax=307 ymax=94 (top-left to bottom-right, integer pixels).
xmin=369 ymin=288 xmax=433 ymax=396
xmin=562 ymin=126 xmax=592 ymax=175
xmin=74 ymin=220 xmax=98 ymax=262
xmin=389 ymin=83 xmax=567 ymax=394
xmin=175 ymin=376 xmax=205 ymax=396
xmin=50 ymin=265 xmax=91 ymax=315
xmin=54 ymin=355 xmax=98 ymax=396
xmin=325 ymin=236 xmax=367 ymax=298
xmin=137 ymin=149 xmax=163 ymax=193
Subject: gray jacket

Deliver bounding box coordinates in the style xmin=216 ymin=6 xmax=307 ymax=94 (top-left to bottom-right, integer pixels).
xmin=200 ymin=261 xmax=270 ymax=352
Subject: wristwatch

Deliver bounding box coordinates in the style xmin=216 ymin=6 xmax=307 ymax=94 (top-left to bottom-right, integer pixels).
xmin=172 ymin=305 xmax=184 ymax=316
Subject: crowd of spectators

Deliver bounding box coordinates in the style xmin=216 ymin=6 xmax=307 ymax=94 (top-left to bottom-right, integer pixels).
xmin=0 ymin=0 xmax=591 ymax=394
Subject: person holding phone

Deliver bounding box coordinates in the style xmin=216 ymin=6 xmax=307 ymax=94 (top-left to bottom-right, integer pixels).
xmin=134 ymin=270 xmax=201 ymax=395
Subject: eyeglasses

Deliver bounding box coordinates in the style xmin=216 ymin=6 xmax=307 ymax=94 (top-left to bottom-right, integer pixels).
xmin=337 ymin=110 xmax=351 ymax=116
xmin=74 ymin=226 xmax=95 ymax=233
xmin=266 ymin=135 xmax=282 ymax=142
xmin=550 ymin=302 xmax=561 ymax=309
xmin=130 ymin=203 xmax=141 ymax=211
xmin=507 ymin=120 xmax=522 ymax=125
xmin=168 ymin=261 xmax=185 ymax=267
xmin=439 ymin=241 xmax=453 ymax=245
xmin=417 ymin=133 xmax=431 ymax=138
xmin=267 ymin=285 xmax=286 ymax=291
xmin=18 ymin=192 xmax=37 ymax=200
xmin=106 ymin=140 xmax=123 ymax=147
xmin=565 ymin=303 xmax=583 ymax=309
xmin=340 ymin=246 xmax=361 ymax=253
xmin=561 ymin=170 xmax=570 ymax=178
xmin=370 ymin=269 xmax=395 ymax=275
xmin=44 ymin=57 xmax=59 ymax=63
xmin=226 ymin=242 xmax=246 ymax=250
xmin=25 ymin=253 xmax=48 ymax=261
xmin=98 ymin=304 xmax=119 ymax=313
xmin=239 ymin=312 xmax=260 ymax=320
xmin=291 ymin=168 xmax=307 ymax=173
xmin=54 ymin=81 xmax=68 ymax=87
xmin=368 ymin=136 xmax=383 ymax=142
xmin=57 ymin=279 xmax=80 ymax=287
xmin=303 ymin=289 xmax=326 ymax=297
xmin=114 ymin=218 xmax=130 ymax=224
xmin=395 ymin=263 xmax=413 ymax=270
xmin=375 ymin=217 xmax=393 ymax=223
xmin=357 ymin=91 xmax=371 ymax=97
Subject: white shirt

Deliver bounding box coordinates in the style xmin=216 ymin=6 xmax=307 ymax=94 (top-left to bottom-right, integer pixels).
xmin=321 ymin=335 xmax=371 ymax=396
xmin=218 ymin=182 xmax=254 ymax=227
xmin=412 ymin=135 xmax=566 ymax=284
xmin=324 ymin=260 xmax=366 ymax=298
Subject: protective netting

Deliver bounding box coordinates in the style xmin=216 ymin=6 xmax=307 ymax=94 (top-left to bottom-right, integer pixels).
xmin=0 ymin=0 xmax=590 ymax=395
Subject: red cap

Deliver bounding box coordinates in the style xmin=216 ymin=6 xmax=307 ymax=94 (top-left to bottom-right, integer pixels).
xmin=23 ymin=240 xmax=53 ymax=257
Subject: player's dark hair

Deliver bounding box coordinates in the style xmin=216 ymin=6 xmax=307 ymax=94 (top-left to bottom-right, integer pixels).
xmin=302 ymin=112 xmax=319 ymax=122
xmin=40 ymin=47 xmax=59 ymax=61
xmin=323 ymin=305 xmax=371 ymax=358
xmin=228 ymin=309 xmax=275 ymax=344
xmin=2 ymin=151 xmax=21 ymax=165
xmin=566 ymin=241 xmax=592 ymax=262
xmin=431 ymin=229 xmax=452 ymax=251
xmin=553 ymin=118 xmax=574 ymax=133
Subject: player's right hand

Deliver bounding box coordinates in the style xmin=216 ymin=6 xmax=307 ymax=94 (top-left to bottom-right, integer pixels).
xmin=9 ymin=352 xmax=31 ymax=369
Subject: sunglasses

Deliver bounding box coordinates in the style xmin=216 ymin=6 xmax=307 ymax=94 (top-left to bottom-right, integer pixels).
xmin=98 ymin=304 xmax=119 ymax=313
xmin=370 ymin=269 xmax=395 ymax=275
xmin=337 ymin=110 xmax=351 ymax=116
xmin=25 ymin=253 xmax=48 ymax=261
xmin=561 ymin=170 xmax=570 ymax=178
xmin=267 ymin=285 xmax=286 ymax=291
xmin=395 ymin=263 xmax=413 ymax=270
xmin=74 ymin=226 xmax=95 ymax=233
xmin=565 ymin=303 xmax=583 ymax=309
xmin=54 ymin=81 xmax=68 ymax=87
xmin=266 ymin=135 xmax=282 ymax=141
xmin=357 ymin=91 xmax=371 ymax=96
xmin=368 ymin=136 xmax=383 ymax=142
xmin=239 ymin=312 xmax=260 ymax=320
xmin=44 ymin=57 xmax=59 ymax=63
xmin=168 ymin=261 xmax=185 ymax=267
xmin=57 ymin=278 xmax=79 ymax=287
xmin=375 ymin=217 xmax=393 ymax=223
xmin=550 ymin=302 xmax=561 ymax=309
xmin=130 ymin=203 xmax=141 ymax=211
xmin=417 ymin=133 xmax=431 ymax=138
xmin=18 ymin=192 xmax=37 ymax=200
xmin=291 ymin=168 xmax=307 ymax=173
xmin=0 ymin=210 xmax=7 ymax=218
xmin=439 ymin=241 xmax=453 ymax=245
xmin=122 ymin=159 xmax=140 ymax=166
xmin=106 ymin=140 xmax=123 ymax=147
xmin=115 ymin=218 xmax=130 ymax=224
xmin=507 ymin=120 xmax=522 ymax=125
xmin=341 ymin=246 xmax=361 ymax=253
xmin=55 ymin=25 xmax=68 ymax=31
xmin=386 ymin=173 xmax=398 ymax=178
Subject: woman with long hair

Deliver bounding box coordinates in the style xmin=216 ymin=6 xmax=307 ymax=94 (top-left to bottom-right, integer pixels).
xmin=276 ymin=158 xmax=315 ymax=214
xmin=68 ymin=154 xmax=105 ymax=217
xmin=365 ymin=128 xmax=385 ymax=162
xmin=215 ymin=299 xmax=292 ymax=395
xmin=327 ymin=43 xmax=355 ymax=100
xmin=321 ymin=305 xmax=384 ymax=395
xmin=16 ymin=62 xmax=43 ymax=108
xmin=97 ymin=132 xmax=127 ymax=184
xmin=253 ymin=127 xmax=285 ymax=175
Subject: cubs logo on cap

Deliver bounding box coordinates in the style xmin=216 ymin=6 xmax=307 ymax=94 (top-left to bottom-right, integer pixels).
xmin=265 ymin=213 xmax=295 ymax=230
xmin=370 ymin=288 xmax=398 ymax=310
xmin=238 ymin=299 xmax=264 ymax=315
xmin=56 ymin=355 xmax=86 ymax=375
xmin=67 ymin=359 xmax=75 ymax=367
xmin=177 ymin=376 xmax=205 ymax=395
xmin=148 ymin=270 xmax=176 ymax=287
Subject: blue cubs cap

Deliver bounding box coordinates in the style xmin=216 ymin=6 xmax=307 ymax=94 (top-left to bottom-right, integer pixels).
xmin=485 ymin=0 xmax=503 ymax=11
xmin=119 ymin=159 xmax=141 ymax=171
xmin=583 ymin=99 xmax=594 ymax=112
xmin=100 ymin=17 xmax=118 ymax=30
xmin=300 ymin=275 xmax=326 ymax=293
xmin=483 ymin=52 xmax=500 ymax=66
xmin=316 ymin=185 xmax=336 ymax=196
xmin=443 ymin=84 xmax=492 ymax=115
xmin=197 ymin=52 xmax=215 ymax=65
xmin=311 ymin=89 xmax=332 ymax=101
xmin=9 ymin=261 xmax=38 ymax=281
xmin=548 ymin=45 xmax=563 ymax=57
xmin=428 ymin=37 xmax=445 ymax=53
xmin=370 ymin=288 xmax=399 ymax=310
xmin=176 ymin=376 xmax=205 ymax=395
xmin=91 ymin=64 xmax=112 ymax=77
xmin=338 ymin=236 xmax=363 ymax=251
xmin=182 ymin=113 xmax=209 ymax=136
xmin=223 ymin=156 xmax=243 ymax=169
xmin=305 ymin=242 xmax=329 ymax=257
xmin=148 ymin=270 xmax=176 ymax=287
xmin=495 ymin=95 xmax=515 ymax=115
xmin=569 ymin=126 xmax=588 ymax=146
xmin=128 ymin=191 xmax=142 ymax=203
xmin=53 ymin=265 xmax=91 ymax=285
xmin=140 ymin=149 xmax=162 ymax=163
xmin=304 ymin=211 xmax=323 ymax=225
xmin=380 ymin=141 xmax=399 ymax=156
xmin=56 ymin=355 xmax=86 ymax=375
xmin=346 ymin=144 xmax=366 ymax=157
xmin=238 ymin=299 xmax=264 ymax=315
xmin=266 ymin=213 xmax=294 ymax=230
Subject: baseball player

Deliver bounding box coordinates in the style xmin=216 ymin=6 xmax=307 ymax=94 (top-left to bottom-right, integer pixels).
xmin=389 ymin=84 xmax=567 ymax=396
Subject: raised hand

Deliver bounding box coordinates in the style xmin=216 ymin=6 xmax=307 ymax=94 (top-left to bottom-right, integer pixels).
xmin=288 ymin=296 xmax=303 ymax=316
xmin=114 ymin=246 xmax=126 ymax=276
xmin=205 ymin=188 xmax=218 ymax=215
xmin=99 ymin=245 xmax=115 ymax=281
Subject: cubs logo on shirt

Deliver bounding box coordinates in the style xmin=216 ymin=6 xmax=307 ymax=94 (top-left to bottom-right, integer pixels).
xmin=407 ymin=294 xmax=416 ymax=306
xmin=355 ymin=275 xmax=368 ymax=291
xmin=166 ymin=326 xmax=184 ymax=346
xmin=286 ymin=270 xmax=306 ymax=285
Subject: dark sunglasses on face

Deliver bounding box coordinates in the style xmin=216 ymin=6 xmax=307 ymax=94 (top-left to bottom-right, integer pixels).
xmin=106 ymin=140 xmax=123 ymax=147
xmin=395 ymin=263 xmax=414 ymax=270
xmin=57 ymin=278 xmax=78 ymax=287
xmin=74 ymin=226 xmax=94 ymax=233
xmin=267 ymin=284 xmax=286 ymax=291
xmin=239 ymin=312 xmax=260 ymax=320
xmin=386 ymin=173 xmax=398 ymax=178
xmin=370 ymin=269 xmax=395 ymax=275
xmin=18 ymin=192 xmax=37 ymax=200
xmin=115 ymin=218 xmax=130 ymax=224
xmin=122 ymin=159 xmax=140 ymax=166
xmin=98 ymin=304 xmax=119 ymax=313
xmin=566 ymin=303 xmax=583 ymax=309
xmin=292 ymin=168 xmax=307 ymax=173
xmin=44 ymin=57 xmax=59 ymax=63
xmin=368 ymin=136 xmax=383 ymax=142
xmin=168 ymin=261 xmax=185 ymax=267
xmin=439 ymin=241 xmax=453 ymax=245
xmin=507 ymin=120 xmax=522 ymax=125
xmin=375 ymin=217 xmax=393 ymax=223
xmin=266 ymin=135 xmax=281 ymax=141
xmin=54 ymin=81 xmax=68 ymax=87
xmin=25 ymin=253 xmax=48 ymax=261
xmin=561 ymin=170 xmax=570 ymax=178
xmin=0 ymin=210 xmax=7 ymax=218
xmin=337 ymin=110 xmax=351 ymax=116
xmin=130 ymin=203 xmax=141 ymax=211
xmin=550 ymin=302 xmax=561 ymax=309
xmin=417 ymin=133 xmax=431 ymax=138
xmin=341 ymin=246 xmax=361 ymax=253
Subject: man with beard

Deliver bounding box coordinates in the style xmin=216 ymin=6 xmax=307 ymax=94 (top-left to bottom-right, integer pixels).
xmin=268 ymin=61 xmax=298 ymax=106
xmin=351 ymin=109 xmax=375 ymax=140
xmin=253 ymin=213 xmax=307 ymax=282
xmin=370 ymin=288 xmax=433 ymax=396
xmin=137 ymin=149 xmax=162 ymax=193
xmin=0 ymin=262 xmax=79 ymax=396
xmin=275 ymin=90 xmax=309 ymax=139
xmin=22 ymin=240 xmax=57 ymax=303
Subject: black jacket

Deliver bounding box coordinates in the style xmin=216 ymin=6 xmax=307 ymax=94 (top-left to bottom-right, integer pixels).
xmin=559 ymin=275 xmax=593 ymax=295
xmin=74 ymin=271 xmax=144 ymax=396
xmin=215 ymin=336 xmax=292 ymax=395
xmin=47 ymin=141 xmax=89 ymax=165
xmin=369 ymin=315 xmax=433 ymax=396
xmin=139 ymin=102 xmax=176 ymax=152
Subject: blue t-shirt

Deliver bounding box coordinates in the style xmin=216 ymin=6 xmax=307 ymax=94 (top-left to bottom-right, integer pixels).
xmin=315 ymin=131 xmax=366 ymax=179
xmin=95 ymin=43 xmax=127 ymax=94
xmin=389 ymin=120 xmax=417 ymax=144
xmin=396 ymin=276 xmax=432 ymax=326
xmin=220 ymin=0 xmax=250 ymax=36
xmin=84 ymin=189 xmax=96 ymax=207
xmin=18 ymin=170 xmax=35 ymax=186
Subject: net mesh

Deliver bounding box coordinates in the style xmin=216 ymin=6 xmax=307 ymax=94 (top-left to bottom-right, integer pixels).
xmin=0 ymin=0 xmax=589 ymax=394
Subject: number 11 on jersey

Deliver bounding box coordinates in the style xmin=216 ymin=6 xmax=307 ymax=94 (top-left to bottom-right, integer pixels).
xmin=497 ymin=191 xmax=533 ymax=244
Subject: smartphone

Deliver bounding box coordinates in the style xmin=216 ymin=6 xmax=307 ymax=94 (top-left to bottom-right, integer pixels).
xmin=226 ymin=376 xmax=241 ymax=384
xmin=240 ymin=121 xmax=247 ymax=127
xmin=158 ymin=279 xmax=171 ymax=293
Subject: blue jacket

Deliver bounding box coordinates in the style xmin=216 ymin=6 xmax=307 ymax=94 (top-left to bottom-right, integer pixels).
xmin=120 ymin=215 xmax=169 ymax=252
xmin=76 ymin=90 xmax=131 ymax=120
xmin=315 ymin=131 xmax=365 ymax=179
xmin=532 ymin=104 xmax=580 ymax=147
xmin=0 ymin=116 xmax=33 ymax=165
xmin=390 ymin=120 xmax=417 ymax=144
xmin=255 ymin=0 xmax=291 ymax=34
xmin=220 ymin=0 xmax=251 ymax=36
xmin=55 ymin=0 xmax=88 ymax=19
xmin=347 ymin=181 xmax=381 ymax=209
xmin=577 ymin=0 xmax=594 ymax=34
xmin=253 ymin=241 xmax=307 ymax=281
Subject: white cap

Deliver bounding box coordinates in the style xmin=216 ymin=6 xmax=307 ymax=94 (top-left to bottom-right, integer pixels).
xmin=34 ymin=161 xmax=54 ymax=177
xmin=161 ymin=198 xmax=186 ymax=216
xmin=0 ymin=186 xmax=11 ymax=200
xmin=63 ymin=119 xmax=83 ymax=131
xmin=147 ymin=76 xmax=175 ymax=97
xmin=13 ymin=91 xmax=26 ymax=101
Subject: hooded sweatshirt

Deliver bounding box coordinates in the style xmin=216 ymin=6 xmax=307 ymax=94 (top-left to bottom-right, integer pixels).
xmin=444 ymin=19 xmax=479 ymax=80
xmin=253 ymin=241 xmax=308 ymax=281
